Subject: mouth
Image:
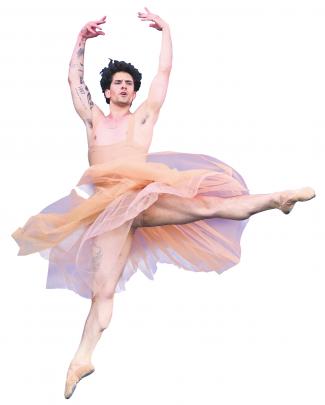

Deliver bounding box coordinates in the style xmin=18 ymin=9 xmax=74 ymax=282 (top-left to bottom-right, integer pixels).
xmin=120 ymin=92 xmax=127 ymax=96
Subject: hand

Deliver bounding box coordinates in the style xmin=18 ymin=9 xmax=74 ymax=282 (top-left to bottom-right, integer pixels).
xmin=137 ymin=7 xmax=167 ymax=31
xmin=80 ymin=16 xmax=106 ymax=39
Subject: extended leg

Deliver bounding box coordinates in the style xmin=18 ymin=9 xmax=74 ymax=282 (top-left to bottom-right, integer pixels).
xmin=134 ymin=186 xmax=315 ymax=228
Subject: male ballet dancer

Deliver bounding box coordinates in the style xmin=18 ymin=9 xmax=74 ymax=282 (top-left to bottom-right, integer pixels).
xmin=65 ymin=8 xmax=315 ymax=398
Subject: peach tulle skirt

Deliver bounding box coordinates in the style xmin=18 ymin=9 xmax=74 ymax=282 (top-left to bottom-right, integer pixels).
xmin=12 ymin=149 xmax=250 ymax=299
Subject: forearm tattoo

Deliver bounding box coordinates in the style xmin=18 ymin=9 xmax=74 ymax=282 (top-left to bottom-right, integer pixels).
xmin=77 ymin=47 xmax=85 ymax=58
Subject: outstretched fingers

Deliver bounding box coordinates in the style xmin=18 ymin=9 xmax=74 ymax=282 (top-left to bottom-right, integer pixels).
xmin=90 ymin=16 xmax=107 ymax=35
xmin=137 ymin=8 xmax=164 ymax=31
xmin=80 ymin=16 xmax=107 ymax=39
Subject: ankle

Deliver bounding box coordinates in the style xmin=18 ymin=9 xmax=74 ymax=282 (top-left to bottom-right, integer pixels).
xmin=270 ymin=192 xmax=281 ymax=210
xmin=70 ymin=356 xmax=92 ymax=367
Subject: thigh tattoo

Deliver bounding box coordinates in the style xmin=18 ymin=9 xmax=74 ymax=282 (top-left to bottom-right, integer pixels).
xmin=92 ymin=238 xmax=103 ymax=271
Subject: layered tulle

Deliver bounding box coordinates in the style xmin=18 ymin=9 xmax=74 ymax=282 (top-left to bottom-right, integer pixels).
xmin=12 ymin=149 xmax=250 ymax=299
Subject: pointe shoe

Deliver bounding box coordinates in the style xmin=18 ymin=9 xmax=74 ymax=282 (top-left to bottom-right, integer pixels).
xmin=278 ymin=186 xmax=316 ymax=214
xmin=64 ymin=362 xmax=95 ymax=399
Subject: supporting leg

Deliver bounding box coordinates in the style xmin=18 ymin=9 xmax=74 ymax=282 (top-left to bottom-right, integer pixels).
xmin=64 ymin=225 xmax=134 ymax=399
xmin=74 ymin=228 xmax=134 ymax=363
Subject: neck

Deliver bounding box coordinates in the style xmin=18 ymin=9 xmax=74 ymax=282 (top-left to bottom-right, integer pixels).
xmin=108 ymin=103 xmax=131 ymax=120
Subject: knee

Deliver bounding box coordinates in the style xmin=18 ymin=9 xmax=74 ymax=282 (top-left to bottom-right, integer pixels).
xmin=91 ymin=294 xmax=114 ymax=331
xmin=133 ymin=209 xmax=153 ymax=228
xmin=198 ymin=196 xmax=219 ymax=218
xmin=92 ymin=273 xmax=119 ymax=301
xmin=93 ymin=289 xmax=115 ymax=302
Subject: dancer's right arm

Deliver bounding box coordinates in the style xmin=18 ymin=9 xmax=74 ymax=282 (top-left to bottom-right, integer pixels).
xmin=68 ymin=17 xmax=106 ymax=130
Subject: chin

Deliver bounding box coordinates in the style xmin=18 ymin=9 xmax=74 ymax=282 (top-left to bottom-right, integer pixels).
xmin=115 ymin=101 xmax=131 ymax=107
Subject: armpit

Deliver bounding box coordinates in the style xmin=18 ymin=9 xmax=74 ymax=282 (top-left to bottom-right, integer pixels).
xmin=141 ymin=113 xmax=150 ymax=125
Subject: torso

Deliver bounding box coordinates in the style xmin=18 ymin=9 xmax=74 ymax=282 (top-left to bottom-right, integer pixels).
xmin=87 ymin=106 xmax=155 ymax=153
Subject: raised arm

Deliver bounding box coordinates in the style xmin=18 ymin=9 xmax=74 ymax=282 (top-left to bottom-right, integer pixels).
xmin=137 ymin=8 xmax=172 ymax=118
xmin=68 ymin=17 xmax=106 ymax=129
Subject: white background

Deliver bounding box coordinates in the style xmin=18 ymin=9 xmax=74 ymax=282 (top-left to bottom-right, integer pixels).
xmin=1 ymin=0 xmax=324 ymax=403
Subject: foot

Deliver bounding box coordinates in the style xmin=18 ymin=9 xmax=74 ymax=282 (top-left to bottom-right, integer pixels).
xmin=275 ymin=186 xmax=316 ymax=214
xmin=64 ymin=361 xmax=95 ymax=399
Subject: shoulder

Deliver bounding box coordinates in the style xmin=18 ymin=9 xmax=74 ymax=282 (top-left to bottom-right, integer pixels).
xmin=84 ymin=104 xmax=105 ymax=130
xmin=133 ymin=100 xmax=159 ymax=126
xmin=91 ymin=104 xmax=105 ymax=125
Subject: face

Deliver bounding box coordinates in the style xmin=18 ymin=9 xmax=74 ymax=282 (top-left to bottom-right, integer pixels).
xmin=105 ymin=71 xmax=136 ymax=106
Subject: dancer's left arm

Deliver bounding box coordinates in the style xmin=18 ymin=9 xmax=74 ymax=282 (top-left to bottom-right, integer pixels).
xmin=137 ymin=8 xmax=172 ymax=120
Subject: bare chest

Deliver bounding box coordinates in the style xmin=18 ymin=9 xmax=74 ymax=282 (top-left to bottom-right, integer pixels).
xmin=90 ymin=115 xmax=153 ymax=149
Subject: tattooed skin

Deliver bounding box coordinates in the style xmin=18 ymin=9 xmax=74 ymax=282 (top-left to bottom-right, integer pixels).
xmin=92 ymin=239 xmax=103 ymax=272
xmin=78 ymin=85 xmax=86 ymax=95
xmin=86 ymin=119 xmax=93 ymax=129
xmin=68 ymin=35 xmax=94 ymax=127
xmin=85 ymin=85 xmax=94 ymax=109
xmin=74 ymin=82 xmax=94 ymax=110
xmin=75 ymin=87 xmax=88 ymax=110
xmin=77 ymin=47 xmax=85 ymax=58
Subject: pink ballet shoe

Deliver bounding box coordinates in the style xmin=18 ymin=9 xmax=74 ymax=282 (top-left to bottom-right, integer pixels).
xmin=277 ymin=186 xmax=316 ymax=214
xmin=64 ymin=362 xmax=95 ymax=399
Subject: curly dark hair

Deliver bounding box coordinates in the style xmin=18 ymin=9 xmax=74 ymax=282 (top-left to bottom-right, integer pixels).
xmin=99 ymin=59 xmax=142 ymax=104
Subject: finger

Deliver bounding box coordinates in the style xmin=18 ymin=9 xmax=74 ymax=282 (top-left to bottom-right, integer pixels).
xmin=88 ymin=26 xmax=96 ymax=34
xmin=138 ymin=15 xmax=152 ymax=20
xmin=91 ymin=23 xmax=103 ymax=31
xmin=94 ymin=17 xmax=106 ymax=26
xmin=144 ymin=7 xmax=151 ymax=13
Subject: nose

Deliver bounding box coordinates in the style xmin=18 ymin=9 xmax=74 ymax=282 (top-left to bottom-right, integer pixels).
xmin=121 ymin=82 xmax=127 ymax=89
